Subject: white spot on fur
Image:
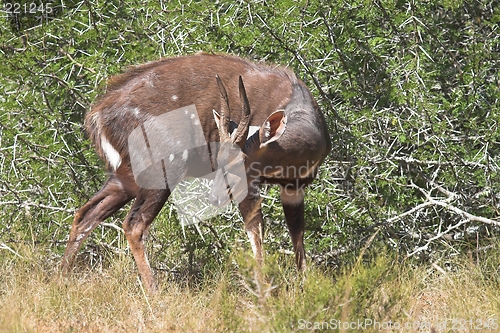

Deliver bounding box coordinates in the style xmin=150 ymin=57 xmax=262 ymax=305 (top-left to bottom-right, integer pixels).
xmin=133 ymin=107 xmax=140 ymax=116
xmin=169 ymin=154 xmax=175 ymax=162
xmin=280 ymin=188 xmax=305 ymax=205
xmin=171 ymin=95 xmax=178 ymax=101
xmin=194 ymin=119 xmax=200 ymax=126
xmin=190 ymin=113 xmax=195 ymax=119
xmin=101 ymin=135 xmax=122 ymax=170
xmin=182 ymin=149 xmax=188 ymax=161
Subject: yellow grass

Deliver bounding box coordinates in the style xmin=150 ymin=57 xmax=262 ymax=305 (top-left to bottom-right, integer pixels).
xmin=1 ymin=245 xmax=500 ymax=332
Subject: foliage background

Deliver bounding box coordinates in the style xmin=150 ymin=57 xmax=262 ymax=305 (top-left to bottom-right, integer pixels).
xmin=1 ymin=0 xmax=499 ymax=276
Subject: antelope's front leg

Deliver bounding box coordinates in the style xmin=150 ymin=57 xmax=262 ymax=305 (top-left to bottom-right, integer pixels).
xmin=239 ymin=185 xmax=265 ymax=265
xmin=281 ymin=186 xmax=306 ymax=271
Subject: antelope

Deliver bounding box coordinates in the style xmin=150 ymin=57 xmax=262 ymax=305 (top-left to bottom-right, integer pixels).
xmin=61 ymin=53 xmax=331 ymax=293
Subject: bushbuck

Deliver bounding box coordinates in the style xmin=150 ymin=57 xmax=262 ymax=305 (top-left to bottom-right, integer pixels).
xmin=61 ymin=53 xmax=331 ymax=293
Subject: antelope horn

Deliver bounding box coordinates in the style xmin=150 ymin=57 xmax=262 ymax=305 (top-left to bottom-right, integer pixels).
xmin=232 ymin=76 xmax=251 ymax=149
xmin=215 ymin=74 xmax=231 ymax=142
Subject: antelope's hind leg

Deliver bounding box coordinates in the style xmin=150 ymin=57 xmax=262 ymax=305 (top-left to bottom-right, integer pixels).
xmin=61 ymin=176 xmax=134 ymax=272
xmin=122 ymin=188 xmax=170 ymax=294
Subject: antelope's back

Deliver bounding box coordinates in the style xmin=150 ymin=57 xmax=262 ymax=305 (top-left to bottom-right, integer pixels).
xmin=85 ymin=54 xmax=298 ymax=162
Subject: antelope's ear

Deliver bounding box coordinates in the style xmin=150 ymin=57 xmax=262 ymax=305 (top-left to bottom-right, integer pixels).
xmin=259 ymin=110 xmax=287 ymax=148
xmin=213 ymin=110 xmax=221 ymax=129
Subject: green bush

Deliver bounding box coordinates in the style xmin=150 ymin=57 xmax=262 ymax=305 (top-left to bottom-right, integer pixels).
xmin=1 ymin=0 xmax=499 ymax=273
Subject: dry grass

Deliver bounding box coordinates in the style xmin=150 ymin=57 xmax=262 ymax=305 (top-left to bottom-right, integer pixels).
xmin=407 ymin=259 xmax=500 ymax=332
xmin=1 ymin=245 xmax=500 ymax=333
xmin=0 ymin=248 xmax=237 ymax=333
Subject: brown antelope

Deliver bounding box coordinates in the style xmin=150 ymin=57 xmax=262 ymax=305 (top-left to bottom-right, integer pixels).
xmin=61 ymin=53 xmax=331 ymax=293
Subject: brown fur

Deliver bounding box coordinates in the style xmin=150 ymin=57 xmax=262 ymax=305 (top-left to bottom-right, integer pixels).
xmin=85 ymin=53 xmax=298 ymax=169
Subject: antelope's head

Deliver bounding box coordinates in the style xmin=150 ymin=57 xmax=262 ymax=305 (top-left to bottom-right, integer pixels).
xmin=210 ymin=75 xmax=287 ymax=207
